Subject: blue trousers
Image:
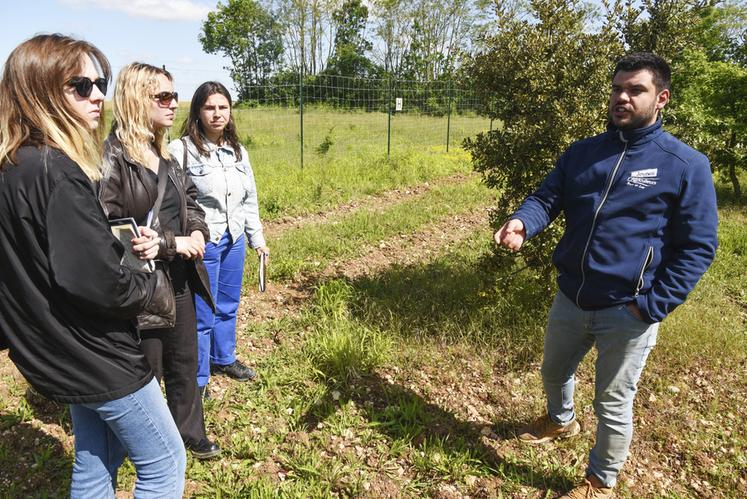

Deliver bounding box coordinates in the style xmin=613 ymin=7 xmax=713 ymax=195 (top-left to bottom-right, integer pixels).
xmin=69 ymin=378 xmax=186 ymax=498
xmin=542 ymin=291 xmax=658 ymax=488
xmin=195 ymin=231 xmax=246 ymax=387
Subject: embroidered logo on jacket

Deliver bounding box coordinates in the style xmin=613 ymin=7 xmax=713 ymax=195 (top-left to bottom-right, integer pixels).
xmin=627 ymin=168 xmax=658 ymax=189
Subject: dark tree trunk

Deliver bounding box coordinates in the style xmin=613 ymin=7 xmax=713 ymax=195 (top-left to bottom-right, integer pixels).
xmin=727 ymin=130 xmax=742 ymax=200
xmin=728 ymin=164 xmax=741 ymax=200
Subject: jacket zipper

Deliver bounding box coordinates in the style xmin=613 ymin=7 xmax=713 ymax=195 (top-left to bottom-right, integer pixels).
xmin=575 ymin=132 xmax=628 ymax=307
xmin=634 ymin=245 xmax=654 ymax=296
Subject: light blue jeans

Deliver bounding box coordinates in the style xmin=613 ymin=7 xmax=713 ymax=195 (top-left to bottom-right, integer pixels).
xmin=541 ymin=291 xmax=658 ymax=488
xmin=69 ymin=378 xmax=186 ymax=498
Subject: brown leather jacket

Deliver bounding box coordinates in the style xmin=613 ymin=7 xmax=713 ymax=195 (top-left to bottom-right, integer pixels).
xmin=99 ymin=134 xmax=215 ymax=327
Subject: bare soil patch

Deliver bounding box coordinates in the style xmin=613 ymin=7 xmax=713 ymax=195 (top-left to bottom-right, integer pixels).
xmin=236 ymin=205 xmax=491 ymax=334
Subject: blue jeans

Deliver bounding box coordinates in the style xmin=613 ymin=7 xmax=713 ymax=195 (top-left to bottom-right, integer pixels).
xmin=69 ymin=378 xmax=186 ymax=498
xmin=195 ymin=231 xmax=246 ymax=387
xmin=541 ymin=291 xmax=658 ymax=488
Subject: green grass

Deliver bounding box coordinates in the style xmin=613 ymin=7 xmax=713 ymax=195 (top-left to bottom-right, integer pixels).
xmin=253 ymin=146 xmax=474 ymax=220
xmin=103 ymin=105 xmax=489 ymax=221
xmin=304 ymin=280 xmax=393 ymax=385
xmin=230 ymin=106 xmax=488 ymax=220
xmin=259 ymin=176 xmax=491 ymax=281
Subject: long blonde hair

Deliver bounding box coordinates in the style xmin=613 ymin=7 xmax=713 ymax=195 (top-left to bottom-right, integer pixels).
xmin=111 ymin=63 xmax=173 ymax=166
xmin=0 ymin=34 xmax=110 ymax=180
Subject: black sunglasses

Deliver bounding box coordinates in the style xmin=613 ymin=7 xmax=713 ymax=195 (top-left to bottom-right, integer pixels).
xmin=152 ymin=91 xmax=178 ymax=106
xmin=67 ymin=77 xmax=108 ymax=98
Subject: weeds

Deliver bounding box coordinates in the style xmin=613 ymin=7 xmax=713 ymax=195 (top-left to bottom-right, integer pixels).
xmin=316 ymin=127 xmax=335 ymax=155
xmin=305 ymin=280 xmax=392 ymax=385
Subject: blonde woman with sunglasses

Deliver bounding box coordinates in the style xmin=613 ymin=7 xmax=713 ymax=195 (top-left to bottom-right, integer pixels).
xmin=99 ymin=63 xmax=220 ymax=460
xmin=0 ymin=35 xmax=186 ymax=497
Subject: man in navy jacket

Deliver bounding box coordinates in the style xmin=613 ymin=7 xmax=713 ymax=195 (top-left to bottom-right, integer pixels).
xmin=495 ymin=53 xmax=718 ymax=498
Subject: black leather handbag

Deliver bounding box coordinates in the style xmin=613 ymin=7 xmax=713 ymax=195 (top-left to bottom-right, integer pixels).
xmin=137 ymin=160 xmax=176 ymax=330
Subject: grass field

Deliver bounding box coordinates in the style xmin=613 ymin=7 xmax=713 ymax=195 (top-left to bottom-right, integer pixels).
xmin=0 ymin=111 xmax=745 ymax=497
xmin=104 ymin=105 xmax=491 ymax=220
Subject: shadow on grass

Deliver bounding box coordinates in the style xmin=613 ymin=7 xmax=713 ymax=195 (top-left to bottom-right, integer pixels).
xmin=346 ymin=252 xmax=551 ymax=371
xmin=715 ymin=182 xmax=745 ymax=208
xmin=24 ymin=387 xmax=72 ymax=430
xmin=300 ymin=372 xmax=569 ymax=493
xmin=0 ymin=416 xmax=71 ymax=496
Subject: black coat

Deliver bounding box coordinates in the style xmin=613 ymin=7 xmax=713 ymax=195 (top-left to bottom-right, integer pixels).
xmin=99 ymin=135 xmax=215 ymax=326
xmin=0 ymin=146 xmax=157 ymax=403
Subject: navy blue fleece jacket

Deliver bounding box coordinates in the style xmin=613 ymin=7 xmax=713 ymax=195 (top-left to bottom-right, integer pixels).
xmin=512 ymin=120 xmax=718 ymax=323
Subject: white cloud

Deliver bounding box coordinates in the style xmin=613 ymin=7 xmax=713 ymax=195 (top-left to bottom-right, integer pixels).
xmin=60 ymin=0 xmax=212 ymax=22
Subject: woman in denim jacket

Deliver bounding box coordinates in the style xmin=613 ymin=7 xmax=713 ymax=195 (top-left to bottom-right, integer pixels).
xmin=169 ymin=81 xmax=269 ymax=398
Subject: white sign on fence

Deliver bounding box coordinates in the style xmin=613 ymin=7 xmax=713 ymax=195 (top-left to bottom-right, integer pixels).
xmin=395 ymin=97 xmax=403 ymax=111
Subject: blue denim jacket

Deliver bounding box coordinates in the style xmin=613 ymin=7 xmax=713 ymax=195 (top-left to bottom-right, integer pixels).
xmin=168 ymin=138 xmax=266 ymax=248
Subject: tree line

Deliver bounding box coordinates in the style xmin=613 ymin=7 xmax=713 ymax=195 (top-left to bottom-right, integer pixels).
xmin=199 ymin=0 xmax=488 ymax=103
xmin=199 ymin=0 xmax=744 ymax=205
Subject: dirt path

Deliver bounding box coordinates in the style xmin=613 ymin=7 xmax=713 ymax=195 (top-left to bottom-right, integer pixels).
xmin=237 ymin=204 xmax=492 ymax=330
xmin=262 ymin=172 xmax=475 ymax=239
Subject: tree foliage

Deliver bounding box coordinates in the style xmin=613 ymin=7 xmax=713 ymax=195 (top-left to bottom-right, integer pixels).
xmin=618 ymin=0 xmax=712 ymax=63
xmin=464 ymin=0 xmax=624 ymax=279
xmin=200 ymin=0 xmax=283 ymax=101
xmin=465 ymin=0 xmax=745 ymax=281
xmin=670 ymin=2 xmax=747 ymax=199
xmin=275 ymin=0 xmax=339 ymax=75
xmin=370 ymin=0 xmax=413 ymax=74
xmin=324 ymin=0 xmax=375 ymax=77
xmin=399 ymin=0 xmax=477 ymax=80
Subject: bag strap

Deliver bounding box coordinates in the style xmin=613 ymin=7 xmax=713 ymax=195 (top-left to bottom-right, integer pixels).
xmin=181 ymin=138 xmax=188 ymax=171
xmin=149 ymin=159 xmax=169 ymax=225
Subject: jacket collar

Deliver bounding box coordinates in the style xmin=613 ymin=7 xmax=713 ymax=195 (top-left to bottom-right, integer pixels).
xmin=107 ymin=133 xmax=178 ymax=170
xmin=106 ymin=132 xmax=147 ymax=167
xmin=202 ymin=137 xmax=236 ymax=155
xmin=607 ymin=118 xmax=663 ymax=145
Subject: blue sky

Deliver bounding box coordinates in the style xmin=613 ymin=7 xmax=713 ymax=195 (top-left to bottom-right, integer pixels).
xmin=0 ymin=0 xmax=234 ymax=100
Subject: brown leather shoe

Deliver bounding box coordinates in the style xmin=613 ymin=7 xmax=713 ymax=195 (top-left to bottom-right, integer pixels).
xmin=559 ymin=476 xmax=613 ymax=498
xmin=517 ymin=414 xmax=581 ymax=444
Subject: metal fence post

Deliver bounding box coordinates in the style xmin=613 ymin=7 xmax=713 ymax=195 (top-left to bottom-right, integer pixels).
xmin=387 ymin=75 xmax=392 ymax=160
xmin=446 ymin=80 xmax=453 ymax=152
xmin=299 ymin=66 xmax=304 ymax=169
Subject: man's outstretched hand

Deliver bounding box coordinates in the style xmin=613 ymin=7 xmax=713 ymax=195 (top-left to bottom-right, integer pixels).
xmin=494 ymin=219 xmax=526 ymax=252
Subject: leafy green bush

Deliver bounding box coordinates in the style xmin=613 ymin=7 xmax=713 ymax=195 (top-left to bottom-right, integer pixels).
xmin=316 ymin=127 xmax=335 ymax=155
xmin=464 ymin=0 xmax=623 ymax=283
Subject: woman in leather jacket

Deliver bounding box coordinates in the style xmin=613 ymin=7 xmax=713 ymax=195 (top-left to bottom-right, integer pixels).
xmin=99 ymin=63 xmax=220 ymax=460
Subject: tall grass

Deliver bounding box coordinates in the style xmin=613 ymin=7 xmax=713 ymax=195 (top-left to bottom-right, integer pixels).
xmin=304 ymin=280 xmax=393 ymax=385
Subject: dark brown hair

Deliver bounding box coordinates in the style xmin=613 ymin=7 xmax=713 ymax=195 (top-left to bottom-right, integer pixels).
xmin=180 ymin=81 xmax=242 ymax=161
xmin=613 ymin=52 xmax=671 ymax=92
